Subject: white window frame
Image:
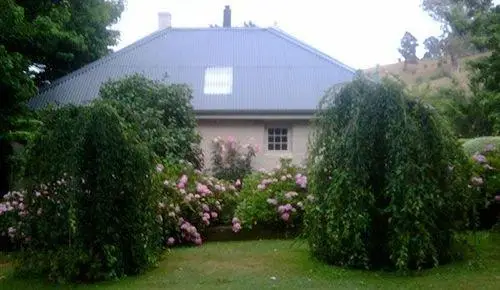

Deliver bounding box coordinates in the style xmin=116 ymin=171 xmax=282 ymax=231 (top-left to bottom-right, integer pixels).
xmin=266 ymin=126 xmax=291 ymax=152
xmin=203 ymin=67 xmax=233 ymax=95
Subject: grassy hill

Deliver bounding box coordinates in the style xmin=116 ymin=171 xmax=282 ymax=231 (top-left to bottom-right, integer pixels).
xmin=364 ymin=53 xmax=488 ymax=91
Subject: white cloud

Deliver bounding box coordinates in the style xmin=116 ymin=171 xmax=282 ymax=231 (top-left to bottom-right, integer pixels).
xmin=113 ymin=0 xmax=443 ymax=69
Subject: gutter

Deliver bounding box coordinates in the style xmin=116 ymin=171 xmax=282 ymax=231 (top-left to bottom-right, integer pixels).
xmin=195 ymin=109 xmax=315 ymax=120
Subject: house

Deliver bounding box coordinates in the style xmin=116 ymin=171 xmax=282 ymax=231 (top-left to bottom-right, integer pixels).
xmin=28 ymin=6 xmax=356 ymax=169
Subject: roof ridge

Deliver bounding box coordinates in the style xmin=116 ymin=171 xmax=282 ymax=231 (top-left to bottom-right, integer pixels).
xmin=38 ymin=28 xmax=174 ymax=93
xmin=266 ymin=27 xmax=357 ymax=73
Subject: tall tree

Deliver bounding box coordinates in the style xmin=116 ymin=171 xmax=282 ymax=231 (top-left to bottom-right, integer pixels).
xmin=423 ymin=36 xmax=443 ymax=59
xmin=468 ymin=5 xmax=500 ymax=134
xmin=398 ymin=32 xmax=419 ymax=70
xmin=0 ymin=0 xmax=124 ymax=195
xmin=422 ymin=0 xmax=493 ymax=69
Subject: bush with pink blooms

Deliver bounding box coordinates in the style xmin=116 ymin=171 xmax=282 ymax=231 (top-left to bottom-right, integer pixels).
xmin=232 ymin=158 xmax=312 ymax=232
xmin=155 ymin=161 xmax=240 ymax=247
xmin=211 ymin=136 xmax=258 ymax=182
xmin=467 ymin=142 xmax=500 ymax=229
xmin=0 ymin=103 xmax=163 ymax=282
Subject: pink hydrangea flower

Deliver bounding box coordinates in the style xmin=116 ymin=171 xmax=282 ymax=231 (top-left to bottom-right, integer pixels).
xmin=472 ymin=154 xmax=487 ymax=164
xmin=167 ymin=237 xmax=175 ymax=246
xmin=180 ymin=174 xmax=188 ymax=184
xmin=202 ymin=204 xmax=210 ymax=212
xmin=485 ymin=144 xmax=495 ymax=152
xmin=210 ymin=212 xmax=218 ymax=218
xmin=235 ymin=179 xmax=242 ymax=187
xmin=177 ymin=182 xmax=185 ymax=189
xmin=188 ymin=226 xmax=197 ymax=234
xmin=471 ymin=176 xmax=484 ymax=186
xmin=281 ymin=213 xmax=290 ymax=221
xmin=495 ymin=195 xmax=500 ymax=201
xmin=295 ymin=174 xmax=307 ymax=188
xmin=194 ymin=237 xmax=203 ymax=245
xmin=232 ymin=223 xmax=242 ymax=233
xmin=284 ymin=191 xmax=298 ymax=199
xmin=267 ymin=198 xmax=278 ymax=205
xmin=156 ymin=164 xmax=164 ymax=172
xmin=232 ymin=217 xmax=240 ymax=224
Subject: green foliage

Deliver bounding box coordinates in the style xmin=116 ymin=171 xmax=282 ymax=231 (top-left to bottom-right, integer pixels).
xmin=234 ymin=158 xmax=311 ymax=231
xmin=2 ymin=0 xmax=124 ymax=85
xmin=462 ymin=136 xmax=500 ymax=155
xmin=0 ymin=0 xmax=124 ymax=194
xmin=4 ymin=103 xmax=163 ymax=282
xmin=420 ymin=86 xmax=499 ymax=137
xmin=211 ymin=136 xmax=257 ymax=182
xmin=99 ymin=75 xmax=203 ymax=168
xmin=306 ymin=77 xmax=473 ymax=271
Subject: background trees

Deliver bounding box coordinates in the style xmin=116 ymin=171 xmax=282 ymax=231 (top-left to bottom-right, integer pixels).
xmin=398 ymin=32 xmax=419 ymax=70
xmin=0 ymin=0 xmax=124 ymax=196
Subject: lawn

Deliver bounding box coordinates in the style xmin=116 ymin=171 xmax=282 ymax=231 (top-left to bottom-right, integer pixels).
xmin=1 ymin=232 xmax=499 ymax=289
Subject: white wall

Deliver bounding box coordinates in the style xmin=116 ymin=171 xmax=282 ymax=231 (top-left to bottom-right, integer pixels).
xmin=197 ymin=119 xmax=310 ymax=170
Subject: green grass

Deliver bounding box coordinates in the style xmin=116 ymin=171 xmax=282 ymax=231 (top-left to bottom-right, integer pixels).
xmin=1 ymin=232 xmax=500 ymax=289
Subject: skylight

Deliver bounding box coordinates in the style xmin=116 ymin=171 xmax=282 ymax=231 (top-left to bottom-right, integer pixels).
xmin=203 ymin=67 xmax=233 ymax=95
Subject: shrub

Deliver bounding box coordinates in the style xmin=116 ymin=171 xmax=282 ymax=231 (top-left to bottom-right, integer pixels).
xmin=154 ymin=161 xmax=239 ymax=246
xmin=463 ymin=137 xmax=500 ymax=156
xmin=232 ymin=158 xmax=312 ymax=232
xmin=306 ymin=77 xmax=473 ymax=271
xmin=99 ymin=74 xmax=203 ymax=168
xmin=2 ymin=102 xmax=163 ymax=282
xmin=211 ymin=136 xmax=258 ymax=181
xmin=468 ymin=143 xmax=500 ymax=229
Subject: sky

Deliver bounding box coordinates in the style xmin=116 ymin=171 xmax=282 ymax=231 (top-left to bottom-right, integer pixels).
xmin=112 ymin=0 xmax=444 ymax=69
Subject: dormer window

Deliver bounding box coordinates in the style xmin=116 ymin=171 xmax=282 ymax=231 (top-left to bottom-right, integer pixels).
xmin=204 ymin=67 xmax=233 ymax=95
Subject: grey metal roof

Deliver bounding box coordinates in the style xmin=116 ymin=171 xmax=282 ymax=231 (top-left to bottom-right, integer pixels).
xmin=29 ymin=27 xmax=356 ymax=112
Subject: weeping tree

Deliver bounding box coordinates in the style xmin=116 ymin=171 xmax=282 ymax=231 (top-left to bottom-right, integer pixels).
xmin=305 ymin=76 xmax=473 ymax=271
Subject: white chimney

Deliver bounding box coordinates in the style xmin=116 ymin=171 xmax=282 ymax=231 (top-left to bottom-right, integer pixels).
xmin=158 ymin=12 xmax=172 ymax=30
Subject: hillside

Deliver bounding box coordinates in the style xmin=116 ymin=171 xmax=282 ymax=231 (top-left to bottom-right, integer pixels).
xmin=364 ymin=53 xmax=489 ymax=91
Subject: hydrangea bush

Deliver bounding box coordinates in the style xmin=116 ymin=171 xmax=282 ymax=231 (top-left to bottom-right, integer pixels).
xmin=468 ymin=143 xmax=500 ymax=229
xmin=1 ymin=103 xmax=163 ymax=282
xmin=232 ymin=158 xmax=313 ymax=232
xmin=211 ymin=136 xmax=258 ymax=181
xmin=155 ymin=161 xmax=240 ymax=246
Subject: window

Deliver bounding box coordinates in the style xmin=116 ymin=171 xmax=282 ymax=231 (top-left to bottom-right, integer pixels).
xmin=203 ymin=67 xmax=233 ymax=95
xmin=267 ymin=128 xmax=289 ymax=151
